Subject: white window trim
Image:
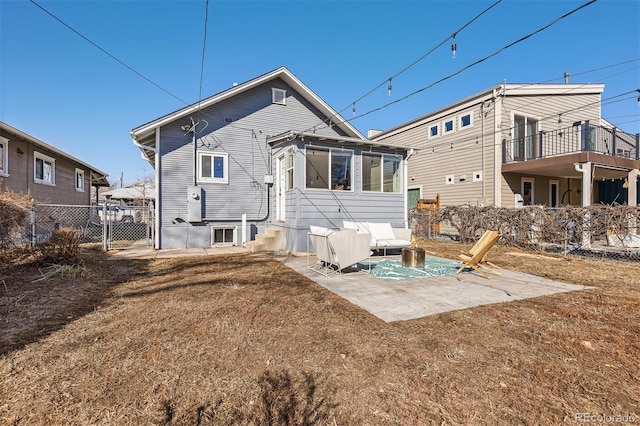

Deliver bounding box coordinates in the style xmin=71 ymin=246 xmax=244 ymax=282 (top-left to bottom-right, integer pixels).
xmin=75 ymin=168 xmax=85 ymax=192
xmin=459 ymin=112 xmax=474 ymax=130
xmin=361 ymin=152 xmax=403 ymax=194
xmin=443 ymin=119 xmax=455 ymax=134
xmin=445 ymin=174 xmax=455 ymax=185
xmin=272 ymin=88 xmax=287 ymax=105
xmin=473 ymin=170 xmax=483 ymax=182
xmin=286 ymin=147 xmax=294 ymax=191
xmin=34 ymin=151 xmax=56 ymax=186
xmin=304 ymin=147 xmax=354 ymax=191
xmin=428 ymin=123 xmax=440 ymax=139
xmin=197 ymin=151 xmax=229 ymax=184
xmin=0 ymin=136 xmax=8 ymax=176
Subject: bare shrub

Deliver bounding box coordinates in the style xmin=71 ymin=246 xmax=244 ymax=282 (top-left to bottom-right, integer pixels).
xmin=0 ymin=188 xmax=32 ymax=250
xmin=413 ymin=204 xmax=640 ymax=250
xmin=35 ymin=227 xmax=82 ymax=265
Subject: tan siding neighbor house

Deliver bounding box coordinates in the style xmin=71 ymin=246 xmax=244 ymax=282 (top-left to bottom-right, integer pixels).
xmin=0 ymin=121 xmax=109 ymax=204
xmin=373 ymin=83 xmax=639 ymax=210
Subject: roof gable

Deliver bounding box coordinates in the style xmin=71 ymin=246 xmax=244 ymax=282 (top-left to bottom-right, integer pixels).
xmin=131 ymin=67 xmax=364 ymax=141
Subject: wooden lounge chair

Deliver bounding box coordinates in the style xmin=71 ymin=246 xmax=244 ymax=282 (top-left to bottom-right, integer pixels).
xmin=465 ymin=230 xmax=502 ymax=273
xmin=457 ymin=231 xmax=501 ymax=279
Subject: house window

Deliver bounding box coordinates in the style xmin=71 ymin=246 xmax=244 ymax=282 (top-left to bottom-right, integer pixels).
xmin=362 ymin=153 xmax=402 ymax=193
xmin=34 ymin=151 xmax=55 ymax=185
xmin=211 ymin=226 xmax=236 ymax=246
xmin=429 ymin=124 xmax=439 ymax=139
xmin=0 ymin=137 xmax=7 ymax=176
xmin=75 ymin=168 xmax=85 ymax=192
xmin=198 ymin=152 xmax=228 ymax=184
xmin=272 ymin=88 xmax=287 ymax=105
xmin=305 ymin=147 xmax=353 ymax=191
xmin=286 ymin=148 xmax=294 ymax=191
xmin=459 ymin=113 xmax=472 ymax=129
xmin=444 ymin=119 xmax=454 ymax=134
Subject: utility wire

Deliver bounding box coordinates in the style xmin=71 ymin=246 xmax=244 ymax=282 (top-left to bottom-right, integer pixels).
xmin=29 ymin=0 xmax=190 ymax=105
xmin=319 ymin=0 xmax=503 ymax=134
xmin=415 ymin=89 xmax=639 ymax=153
xmin=333 ymin=0 xmax=503 ymax=121
xmin=349 ymin=0 xmax=599 ymax=124
xmin=197 ymin=0 xmax=210 ymax=111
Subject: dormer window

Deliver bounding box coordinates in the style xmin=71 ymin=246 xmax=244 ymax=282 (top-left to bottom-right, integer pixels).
xmin=272 ymin=88 xmax=286 ymax=105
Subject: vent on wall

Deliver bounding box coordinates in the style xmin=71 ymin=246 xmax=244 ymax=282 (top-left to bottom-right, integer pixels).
xmin=272 ymin=88 xmax=287 ymax=105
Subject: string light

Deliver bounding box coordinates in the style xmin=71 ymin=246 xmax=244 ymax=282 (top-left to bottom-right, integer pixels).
xmin=388 ymin=78 xmax=393 ymax=96
xmin=451 ymin=34 xmax=457 ymax=59
xmin=352 ymin=103 xmax=356 ymax=116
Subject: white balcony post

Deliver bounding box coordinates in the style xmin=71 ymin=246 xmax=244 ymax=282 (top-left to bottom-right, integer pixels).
xmin=574 ymin=162 xmax=592 ymax=248
xmin=628 ymin=169 xmax=639 ymax=236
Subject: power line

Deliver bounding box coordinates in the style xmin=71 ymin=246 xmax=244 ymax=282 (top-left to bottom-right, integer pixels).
xmin=312 ymin=0 xmax=599 ymax=135
xmin=28 ymin=0 xmax=189 ymax=105
xmin=337 ymin=0 xmax=503 ymax=119
xmin=197 ymin=0 xmax=210 ymax=111
xmin=417 ymin=89 xmax=639 ymax=153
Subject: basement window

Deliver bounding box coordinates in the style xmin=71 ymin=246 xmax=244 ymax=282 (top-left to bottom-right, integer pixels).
xmin=211 ymin=226 xmax=236 ymax=246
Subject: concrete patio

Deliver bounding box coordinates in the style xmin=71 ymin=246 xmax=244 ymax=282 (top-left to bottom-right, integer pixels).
xmin=278 ymin=255 xmax=592 ymax=323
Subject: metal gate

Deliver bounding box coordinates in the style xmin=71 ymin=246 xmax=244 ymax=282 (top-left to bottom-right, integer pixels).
xmin=29 ymin=202 xmax=154 ymax=250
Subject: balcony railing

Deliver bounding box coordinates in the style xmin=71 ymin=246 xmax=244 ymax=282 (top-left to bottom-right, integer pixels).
xmin=502 ymin=121 xmax=639 ymax=164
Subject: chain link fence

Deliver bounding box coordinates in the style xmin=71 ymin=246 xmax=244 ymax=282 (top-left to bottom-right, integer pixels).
xmin=410 ymin=204 xmax=640 ymax=262
xmin=23 ymin=203 xmax=153 ymax=250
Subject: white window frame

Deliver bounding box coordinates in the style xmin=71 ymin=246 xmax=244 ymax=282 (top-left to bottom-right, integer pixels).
xmin=428 ymin=124 xmax=439 ymax=139
xmin=198 ymin=151 xmax=229 ymax=184
xmin=361 ymin=152 xmax=403 ymax=194
xmin=272 ymin=88 xmax=287 ymax=105
xmin=75 ymin=168 xmax=85 ymax=192
xmin=0 ymin=136 xmax=8 ymax=176
xmin=459 ymin=112 xmax=473 ymax=130
xmin=305 ymin=147 xmax=354 ymax=191
xmin=286 ymin=147 xmax=294 ymax=191
xmin=34 ymin=151 xmax=56 ymax=185
xmin=443 ymin=119 xmax=455 ymax=134
xmin=211 ymin=226 xmax=237 ymax=247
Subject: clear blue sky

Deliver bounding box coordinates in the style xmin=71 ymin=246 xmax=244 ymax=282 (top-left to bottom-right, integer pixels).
xmin=1 ymin=0 xmax=639 ymax=187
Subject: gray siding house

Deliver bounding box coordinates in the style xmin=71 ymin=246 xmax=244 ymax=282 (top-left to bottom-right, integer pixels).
xmin=131 ymin=67 xmax=413 ymax=252
xmin=372 ymin=83 xmax=639 ymax=209
xmin=0 ymin=121 xmax=109 ymax=204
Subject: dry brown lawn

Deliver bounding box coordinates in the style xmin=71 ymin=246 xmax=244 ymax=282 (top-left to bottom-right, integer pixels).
xmin=1 ymin=241 xmax=639 ymax=425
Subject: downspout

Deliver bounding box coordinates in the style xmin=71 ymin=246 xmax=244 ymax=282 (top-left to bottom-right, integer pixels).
xmin=404 ymin=148 xmax=415 ymax=228
xmin=130 ymin=129 xmax=160 ymax=248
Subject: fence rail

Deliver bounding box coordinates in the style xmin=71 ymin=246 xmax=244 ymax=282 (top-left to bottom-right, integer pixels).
xmin=21 ymin=203 xmax=153 ymax=250
xmin=410 ymin=205 xmax=640 ymax=262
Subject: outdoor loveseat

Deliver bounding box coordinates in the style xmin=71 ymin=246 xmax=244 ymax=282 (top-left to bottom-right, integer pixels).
xmin=342 ymin=221 xmax=411 ymax=255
